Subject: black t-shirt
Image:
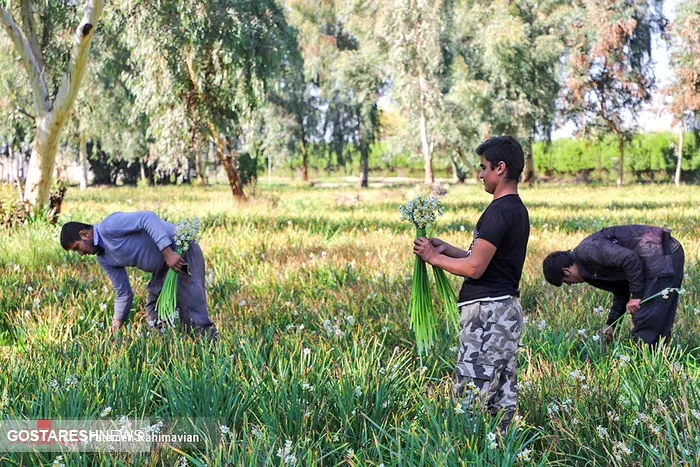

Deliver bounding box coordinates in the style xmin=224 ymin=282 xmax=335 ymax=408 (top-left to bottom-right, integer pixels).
xmin=458 ymin=194 xmax=530 ymax=303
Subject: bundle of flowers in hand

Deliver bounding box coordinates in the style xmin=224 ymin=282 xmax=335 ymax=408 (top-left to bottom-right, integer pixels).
xmin=156 ymin=217 xmax=201 ymax=326
xmin=399 ymin=194 xmax=459 ymax=354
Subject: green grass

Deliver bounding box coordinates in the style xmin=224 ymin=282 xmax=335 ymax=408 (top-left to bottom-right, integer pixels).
xmin=0 ymin=181 xmax=699 ymax=465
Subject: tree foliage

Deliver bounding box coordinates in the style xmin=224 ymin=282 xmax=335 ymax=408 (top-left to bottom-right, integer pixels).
xmin=3 ymin=0 xmax=698 ymax=198
xmin=561 ymin=0 xmax=665 ymax=184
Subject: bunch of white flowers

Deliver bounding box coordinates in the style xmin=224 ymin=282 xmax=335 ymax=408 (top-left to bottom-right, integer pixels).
xmin=173 ymin=217 xmax=201 ymax=254
xmin=398 ymin=194 xmax=443 ymax=230
xmin=399 ymin=193 xmax=457 ymax=353
xmin=157 ymin=217 xmax=201 ymax=324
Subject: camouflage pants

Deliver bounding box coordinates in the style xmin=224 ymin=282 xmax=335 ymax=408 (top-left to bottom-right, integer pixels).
xmin=453 ymin=297 xmax=522 ymax=430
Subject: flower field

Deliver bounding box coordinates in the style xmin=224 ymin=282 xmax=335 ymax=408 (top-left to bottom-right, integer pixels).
xmin=0 ymin=182 xmax=698 ymax=466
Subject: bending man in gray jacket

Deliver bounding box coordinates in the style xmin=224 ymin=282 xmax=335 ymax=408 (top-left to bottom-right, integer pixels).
xmin=60 ymin=211 xmax=218 ymax=339
xmin=542 ymin=225 xmax=684 ymax=345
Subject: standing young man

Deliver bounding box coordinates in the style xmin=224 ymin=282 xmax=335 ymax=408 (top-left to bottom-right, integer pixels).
xmin=413 ymin=136 xmax=529 ymax=431
xmin=60 ymin=211 xmax=218 ymax=340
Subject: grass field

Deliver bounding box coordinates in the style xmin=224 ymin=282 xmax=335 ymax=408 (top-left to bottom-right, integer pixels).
xmin=0 ymin=181 xmax=699 ymax=465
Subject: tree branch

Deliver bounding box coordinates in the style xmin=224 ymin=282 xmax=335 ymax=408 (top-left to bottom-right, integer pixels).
xmin=52 ymin=0 xmax=104 ymax=123
xmin=15 ymin=106 xmax=35 ymax=120
xmin=19 ymin=0 xmax=44 ymax=72
xmin=184 ymin=44 xmax=200 ymax=93
xmin=0 ymin=5 xmax=50 ymax=114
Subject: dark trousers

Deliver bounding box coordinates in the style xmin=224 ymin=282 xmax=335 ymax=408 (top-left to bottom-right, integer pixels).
xmin=632 ymin=242 xmax=685 ymax=345
xmin=145 ymin=242 xmax=218 ymax=340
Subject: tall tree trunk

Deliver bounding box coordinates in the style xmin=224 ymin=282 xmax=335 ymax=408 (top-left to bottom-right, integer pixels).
xmin=0 ymin=0 xmax=104 ymax=209
xmin=674 ymin=125 xmax=683 ymax=186
xmin=221 ymin=150 xmax=245 ymax=200
xmin=24 ymin=116 xmax=61 ymax=206
xmin=450 ymin=152 xmax=466 ymax=184
xmin=8 ymin=146 xmax=15 ymax=182
xmin=456 ymin=147 xmax=479 ymax=182
xmin=139 ymin=157 xmax=147 ymax=184
xmin=358 ymin=136 xmax=369 ymax=188
xmin=195 ymin=150 xmax=206 ymax=186
xmin=417 ymin=67 xmax=434 ymax=185
xmin=358 ymin=152 xmax=369 ymax=188
xmin=299 ymin=127 xmax=309 ymax=182
xmin=522 ymin=137 xmax=535 ymax=184
xmin=616 ymin=134 xmax=624 ymax=186
xmin=78 ymin=131 xmax=88 ymax=190
xmin=267 ymin=154 xmax=272 ymax=186
xmin=208 ymin=123 xmax=245 ymax=200
xmin=419 ymin=107 xmax=434 ymax=185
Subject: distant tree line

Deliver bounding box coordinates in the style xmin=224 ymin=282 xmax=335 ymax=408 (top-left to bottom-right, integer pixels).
xmin=0 ymin=0 xmax=699 ymax=212
xmin=533 ymin=131 xmax=700 ymax=182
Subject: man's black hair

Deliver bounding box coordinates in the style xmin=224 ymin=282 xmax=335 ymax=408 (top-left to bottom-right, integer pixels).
xmin=60 ymin=222 xmax=92 ymax=250
xmin=542 ymin=250 xmax=576 ymax=287
xmin=476 ymin=136 xmax=525 ymax=181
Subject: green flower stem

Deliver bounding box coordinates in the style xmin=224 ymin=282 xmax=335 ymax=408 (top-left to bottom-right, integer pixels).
xmin=432 ymin=266 xmax=459 ymax=334
xmin=639 ymin=287 xmax=682 ymax=306
xmin=409 ymin=227 xmax=437 ymax=354
xmin=156 ymin=249 xmax=182 ymax=325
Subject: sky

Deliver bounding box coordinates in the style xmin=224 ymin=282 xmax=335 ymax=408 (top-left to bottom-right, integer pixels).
xmin=552 ymin=0 xmax=681 ymax=139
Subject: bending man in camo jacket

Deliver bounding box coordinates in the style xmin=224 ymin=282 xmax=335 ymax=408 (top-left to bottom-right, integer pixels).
xmin=543 ymin=225 xmax=684 ymax=346
xmin=414 ymin=136 xmax=530 ymax=431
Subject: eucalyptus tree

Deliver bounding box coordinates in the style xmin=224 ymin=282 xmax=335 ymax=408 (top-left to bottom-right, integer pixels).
xmin=63 ymin=77 xmax=149 ymax=187
xmin=0 ymin=43 xmax=33 ymax=182
xmin=60 ymin=14 xmax=149 ymax=189
xmin=445 ymin=0 xmax=566 ymax=183
xmin=376 ymin=0 xmax=453 ymax=185
xmin=0 ymin=0 xmax=103 ymax=209
xmin=274 ymin=0 xmax=348 ymax=183
xmin=336 ymin=0 xmax=387 ymax=188
xmin=561 ymin=0 xmax=664 ymax=185
xmin=255 ymin=101 xmax=301 ymax=180
xmin=265 ymin=48 xmax=318 ymax=183
xmin=664 ymin=0 xmax=700 ymax=185
xmin=430 ymin=56 xmax=488 ymax=182
xmin=339 ymin=59 xmax=383 ymax=188
xmin=120 ymin=0 xmax=295 ymax=199
xmin=270 ymin=0 xmax=384 ymax=186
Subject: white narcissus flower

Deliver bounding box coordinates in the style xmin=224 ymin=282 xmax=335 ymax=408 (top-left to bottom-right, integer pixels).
xmin=277 ymin=440 xmax=296 ymax=465
xmin=596 ymin=425 xmax=609 ymax=439
xmin=173 ymin=217 xmax=201 ymax=254
xmin=516 ymin=449 xmax=533 ymax=462
xmin=398 ymin=194 xmax=444 ymax=230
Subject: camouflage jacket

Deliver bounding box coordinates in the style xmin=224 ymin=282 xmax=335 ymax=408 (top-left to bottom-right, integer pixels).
xmin=573 ymin=224 xmax=676 ymax=300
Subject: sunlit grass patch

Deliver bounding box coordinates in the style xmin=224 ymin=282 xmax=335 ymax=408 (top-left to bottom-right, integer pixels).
xmin=0 ymin=181 xmax=698 ymax=464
